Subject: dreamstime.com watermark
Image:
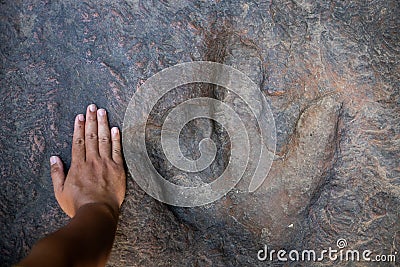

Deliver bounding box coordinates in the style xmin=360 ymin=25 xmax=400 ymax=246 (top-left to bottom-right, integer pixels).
xmin=257 ymin=238 xmax=397 ymax=263
xmin=122 ymin=61 xmax=276 ymax=207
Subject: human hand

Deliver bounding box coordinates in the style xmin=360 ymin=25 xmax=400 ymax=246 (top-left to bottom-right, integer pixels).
xmin=50 ymin=104 xmax=126 ymax=218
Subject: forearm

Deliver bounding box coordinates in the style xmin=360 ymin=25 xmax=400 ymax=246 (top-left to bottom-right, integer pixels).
xmin=19 ymin=203 xmax=119 ymax=267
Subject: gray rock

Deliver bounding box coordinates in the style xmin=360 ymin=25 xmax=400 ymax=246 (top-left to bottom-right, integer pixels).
xmin=1 ymin=0 xmax=399 ymax=266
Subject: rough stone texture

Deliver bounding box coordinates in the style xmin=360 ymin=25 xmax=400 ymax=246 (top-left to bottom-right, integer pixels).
xmin=1 ymin=0 xmax=399 ymax=266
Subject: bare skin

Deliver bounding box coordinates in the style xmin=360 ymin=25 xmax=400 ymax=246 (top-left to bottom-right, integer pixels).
xmin=19 ymin=104 xmax=126 ymax=267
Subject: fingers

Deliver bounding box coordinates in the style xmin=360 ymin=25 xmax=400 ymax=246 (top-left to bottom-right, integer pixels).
xmin=85 ymin=104 xmax=99 ymax=158
xmin=76 ymin=104 xmax=122 ymax=162
xmin=50 ymin=156 xmax=66 ymax=196
xmin=111 ymin=127 xmax=123 ymax=165
xmin=71 ymin=114 xmax=85 ymax=162
xmin=97 ymin=109 xmax=112 ymax=159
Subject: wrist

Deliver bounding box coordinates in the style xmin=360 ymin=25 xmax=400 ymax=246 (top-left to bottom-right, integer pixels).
xmin=76 ymin=202 xmax=120 ymax=223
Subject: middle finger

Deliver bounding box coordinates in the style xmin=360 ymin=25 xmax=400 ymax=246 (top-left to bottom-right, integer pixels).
xmin=85 ymin=104 xmax=99 ymax=159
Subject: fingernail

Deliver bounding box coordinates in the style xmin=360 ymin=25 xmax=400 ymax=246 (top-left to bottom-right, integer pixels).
xmin=98 ymin=109 xmax=106 ymax=116
xmin=78 ymin=114 xmax=85 ymax=121
xmin=89 ymin=104 xmax=96 ymax=112
xmin=111 ymin=127 xmax=119 ymax=135
xmin=50 ymin=156 xmax=57 ymax=165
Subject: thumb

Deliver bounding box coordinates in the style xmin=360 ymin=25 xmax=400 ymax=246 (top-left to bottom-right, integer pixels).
xmin=50 ymin=156 xmax=66 ymax=195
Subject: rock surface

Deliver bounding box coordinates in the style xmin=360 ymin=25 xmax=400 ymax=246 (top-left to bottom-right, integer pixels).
xmin=1 ymin=0 xmax=399 ymax=266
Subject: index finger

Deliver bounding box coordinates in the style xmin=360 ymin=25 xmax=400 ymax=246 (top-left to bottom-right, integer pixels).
xmin=71 ymin=114 xmax=86 ymax=163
